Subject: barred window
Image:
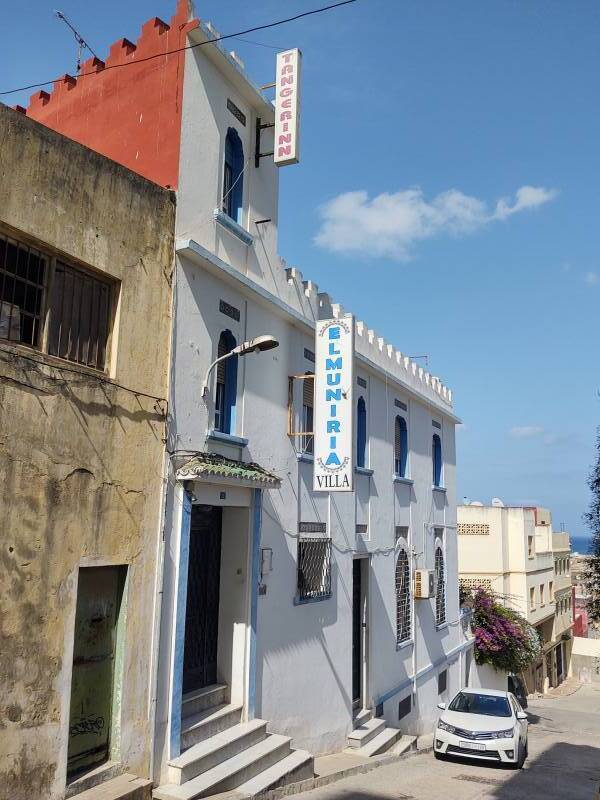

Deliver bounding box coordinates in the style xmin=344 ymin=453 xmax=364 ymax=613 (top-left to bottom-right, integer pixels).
xmin=215 ymin=330 xmax=238 ymax=434
xmin=435 ymin=546 xmax=446 ymax=625
xmin=297 ymin=537 xmax=331 ymax=602
xmin=0 ymin=230 xmax=114 ymax=371
xmin=395 ymin=548 xmax=411 ymax=644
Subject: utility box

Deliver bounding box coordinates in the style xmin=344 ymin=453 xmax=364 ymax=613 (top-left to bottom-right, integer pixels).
xmin=414 ymin=569 xmax=435 ymax=599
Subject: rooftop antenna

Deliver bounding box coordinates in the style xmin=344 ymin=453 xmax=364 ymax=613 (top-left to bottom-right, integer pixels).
xmin=409 ymin=354 xmax=429 ymax=366
xmin=54 ymin=10 xmax=98 ymax=74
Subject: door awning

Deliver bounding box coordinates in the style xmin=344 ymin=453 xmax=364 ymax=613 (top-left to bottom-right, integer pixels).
xmin=175 ymin=452 xmax=281 ymax=489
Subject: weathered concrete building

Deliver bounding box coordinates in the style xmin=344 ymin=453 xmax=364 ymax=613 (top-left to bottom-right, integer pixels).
xmin=0 ymin=105 xmax=175 ymax=798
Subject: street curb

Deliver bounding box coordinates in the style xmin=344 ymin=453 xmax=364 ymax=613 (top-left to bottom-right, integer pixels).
xmin=257 ymin=745 xmax=433 ymax=800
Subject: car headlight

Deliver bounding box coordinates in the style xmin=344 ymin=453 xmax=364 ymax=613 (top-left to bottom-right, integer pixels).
xmin=490 ymin=728 xmax=515 ymax=739
xmin=437 ymin=720 xmax=457 ymax=734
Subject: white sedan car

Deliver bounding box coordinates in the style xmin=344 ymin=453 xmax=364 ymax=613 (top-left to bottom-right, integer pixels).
xmin=434 ymin=688 xmax=529 ymax=768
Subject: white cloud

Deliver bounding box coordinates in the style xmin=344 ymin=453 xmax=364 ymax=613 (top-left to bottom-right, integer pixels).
xmin=314 ymin=184 xmax=558 ymax=261
xmin=510 ymin=426 xmax=545 ymax=439
xmin=585 ymin=271 xmax=599 ymax=285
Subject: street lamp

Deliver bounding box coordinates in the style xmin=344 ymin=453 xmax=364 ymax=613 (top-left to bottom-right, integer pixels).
xmin=201 ymin=334 xmax=279 ymax=397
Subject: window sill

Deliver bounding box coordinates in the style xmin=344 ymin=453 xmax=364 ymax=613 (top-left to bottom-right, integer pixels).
xmin=355 ymin=466 xmax=374 ymax=477
xmin=297 ymin=452 xmax=314 ymax=463
xmin=207 ymin=429 xmax=248 ymax=448
xmin=214 ymin=209 xmax=254 ymax=246
xmin=294 ymin=593 xmax=332 ymax=606
xmin=432 ymin=485 xmax=447 ymax=493
xmin=394 ymin=475 xmax=414 ymax=486
xmin=436 ymin=622 xmax=449 ymax=632
xmin=396 ymin=638 xmax=414 ymax=652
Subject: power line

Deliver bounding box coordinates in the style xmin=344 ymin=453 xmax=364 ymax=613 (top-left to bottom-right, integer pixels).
xmin=0 ymin=0 xmax=358 ymax=97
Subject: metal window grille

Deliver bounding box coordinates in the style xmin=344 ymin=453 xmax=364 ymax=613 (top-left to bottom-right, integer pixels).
xmin=47 ymin=260 xmax=111 ymax=370
xmin=297 ymin=537 xmax=331 ymax=602
xmin=0 ymin=233 xmax=47 ymax=347
xmin=222 ymin=161 xmax=233 ymax=217
xmin=396 ymin=549 xmax=411 ymax=644
xmin=435 ymin=546 xmax=446 ymax=625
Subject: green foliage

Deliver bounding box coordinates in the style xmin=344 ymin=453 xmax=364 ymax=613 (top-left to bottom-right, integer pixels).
xmin=584 ymin=428 xmax=600 ymax=622
xmin=470 ymin=587 xmax=541 ymax=673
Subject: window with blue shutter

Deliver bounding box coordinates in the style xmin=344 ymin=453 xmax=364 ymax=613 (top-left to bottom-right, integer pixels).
xmin=215 ymin=330 xmax=238 ymax=434
xmin=357 ymin=396 xmax=367 ymax=468
xmin=394 ymin=416 xmax=408 ymax=477
xmin=432 ymin=433 xmax=442 ymax=487
xmin=223 ymin=128 xmax=244 ymax=224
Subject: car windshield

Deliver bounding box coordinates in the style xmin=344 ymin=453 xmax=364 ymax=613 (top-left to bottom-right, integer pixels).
xmin=448 ymin=692 xmax=512 ymax=718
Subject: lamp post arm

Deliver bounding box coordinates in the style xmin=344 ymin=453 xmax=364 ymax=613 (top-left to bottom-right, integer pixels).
xmin=201 ymin=352 xmax=233 ymax=398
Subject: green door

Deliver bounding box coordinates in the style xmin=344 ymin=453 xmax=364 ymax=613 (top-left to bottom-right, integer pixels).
xmin=67 ymin=566 xmax=125 ymax=780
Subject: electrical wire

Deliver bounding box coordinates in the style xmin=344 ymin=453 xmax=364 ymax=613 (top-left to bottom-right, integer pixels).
xmin=0 ymin=0 xmax=358 ymax=97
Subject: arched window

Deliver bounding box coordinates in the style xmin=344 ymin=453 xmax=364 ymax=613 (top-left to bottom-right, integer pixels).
xmin=432 ymin=433 xmax=442 ymax=487
xmin=396 ymin=548 xmax=411 ymax=644
xmin=435 ymin=545 xmax=446 ymax=625
xmin=215 ymin=330 xmax=238 ymax=434
xmin=356 ymin=396 xmax=367 ymax=468
xmin=394 ymin=416 xmax=408 ymax=477
xmin=223 ymin=128 xmax=244 ymax=224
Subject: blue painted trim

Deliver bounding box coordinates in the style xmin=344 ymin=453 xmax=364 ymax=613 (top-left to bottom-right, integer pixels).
xmin=394 ymin=475 xmax=414 ymax=485
xmin=355 ymin=466 xmax=374 ymax=477
xmin=169 ymin=488 xmax=192 ymax=759
xmin=293 ymin=593 xmax=333 ymax=606
xmin=248 ymin=489 xmax=262 ymax=720
xmin=296 ymin=452 xmax=314 ymax=463
xmin=207 ymin=430 xmax=249 ymax=448
xmin=214 ymin=209 xmax=254 ymax=246
xmin=375 ymin=637 xmax=474 ymax=708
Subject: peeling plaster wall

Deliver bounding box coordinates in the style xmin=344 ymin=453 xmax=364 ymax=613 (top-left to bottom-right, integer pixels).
xmin=0 ymin=105 xmax=175 ymax=799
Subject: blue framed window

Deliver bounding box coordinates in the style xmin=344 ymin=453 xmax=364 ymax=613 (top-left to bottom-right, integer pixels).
xmin=223 ymin=128 xmax=244 ymax=225
xmin=215 ymin=330 xmax=238 ymax=434
xmin=301 ymin=373 xmax=314 ymax=455
xmin=356 ymin=396 xmax=367 ymax=468
xmin=394 ymin=416 xmax=408 ymax=477
xmin=432 ymin=433 xmax=442 ymax=487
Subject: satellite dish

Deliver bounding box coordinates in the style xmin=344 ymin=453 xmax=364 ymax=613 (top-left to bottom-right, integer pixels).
xmin=470 ymin=501 xmax=483 ymax=506
xmin=491 ymin=497 xmax=505 ymax=507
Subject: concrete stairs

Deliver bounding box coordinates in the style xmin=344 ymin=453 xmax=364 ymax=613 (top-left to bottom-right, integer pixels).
xmin=344 ymin=710 xmax=405 ymax=758
xmin=153 ymin=684 xmax=313 ymax=800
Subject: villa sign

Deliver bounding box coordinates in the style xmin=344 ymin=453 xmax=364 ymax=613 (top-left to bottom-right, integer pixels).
xmin=313 ymin=316 xmax=354 ymax=492
xmin=274 ymin=48 xmax=301 ymax=166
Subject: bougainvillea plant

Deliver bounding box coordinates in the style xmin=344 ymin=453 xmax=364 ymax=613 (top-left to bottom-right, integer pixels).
xmin=469 ymin=587 xmax=541 ymax=672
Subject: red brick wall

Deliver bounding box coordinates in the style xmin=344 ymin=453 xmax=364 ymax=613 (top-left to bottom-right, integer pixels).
xmin=24 ymin=1 xmax=197 ymax=189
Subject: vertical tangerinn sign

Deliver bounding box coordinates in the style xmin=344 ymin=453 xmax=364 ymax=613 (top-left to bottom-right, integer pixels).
xmin=274 ymin=48 xmax=302 ymax=166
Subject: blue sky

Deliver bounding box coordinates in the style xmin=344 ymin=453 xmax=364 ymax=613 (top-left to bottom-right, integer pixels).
xmin=2 ymin=0 xmax=599 ymax=535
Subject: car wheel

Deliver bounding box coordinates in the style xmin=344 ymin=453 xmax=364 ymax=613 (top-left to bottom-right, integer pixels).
xmin=511 ymin=743 xmax=524 ymax=770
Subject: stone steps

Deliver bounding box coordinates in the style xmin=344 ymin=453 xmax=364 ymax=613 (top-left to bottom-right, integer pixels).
xmin=346 ymin=717 xmax=386 ymax=749
xmin=169 ymin=720 xmax=268 ymax=784
xmin=234 ymin=750 xmax=314 ymax=796
xmin=181 ymin=703 xmax=244 ymax=750
xmin=181 ymin=685 xmax=229 ymax=719
xmin=154 ymin=735 xmax=293 ymax=799
xmin=74 ymin=773 xmax=152 ymax=800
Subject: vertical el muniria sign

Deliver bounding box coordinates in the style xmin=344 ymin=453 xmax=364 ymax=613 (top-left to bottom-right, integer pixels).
xmin=274 ymin=48 xmax=302 ymax=166
xmin=313 ymin=317 xmax=354 ymax=492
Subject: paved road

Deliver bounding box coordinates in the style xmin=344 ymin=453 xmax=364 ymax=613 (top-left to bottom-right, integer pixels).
xmin=301 ymin=683 xmax=600 ymax=800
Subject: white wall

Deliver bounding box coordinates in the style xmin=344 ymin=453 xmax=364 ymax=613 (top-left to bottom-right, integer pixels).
xmin=162 ymin=28 xmax=462 ymax=759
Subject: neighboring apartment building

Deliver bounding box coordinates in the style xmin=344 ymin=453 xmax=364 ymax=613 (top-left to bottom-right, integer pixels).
xmin=0 ymin=106 xmax=175 ymax=800
xmin=571 ymin=553 xmax=591 ymax=638
xmin=458 ymin=504 xmax=572 ymax=694
xmin=19 ymin=2 xmax=471 ymax=798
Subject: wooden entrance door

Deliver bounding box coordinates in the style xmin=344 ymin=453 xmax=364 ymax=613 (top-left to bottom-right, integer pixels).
xmin=183 ymin=505 xmax=223 ymax=694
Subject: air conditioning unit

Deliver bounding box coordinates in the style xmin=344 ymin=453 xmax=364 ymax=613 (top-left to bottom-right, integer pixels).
xmin=414 ymin=569 xmax=435 ymax=599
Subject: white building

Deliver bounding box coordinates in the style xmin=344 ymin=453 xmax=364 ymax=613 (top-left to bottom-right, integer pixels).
xmin=458 ymin=504 xmax=572 ymax=694
xmin=149 ymin=18 xmax=471 ymax=797
xmin=18 ymin=2 xmax=469 ymax=795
